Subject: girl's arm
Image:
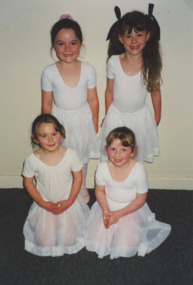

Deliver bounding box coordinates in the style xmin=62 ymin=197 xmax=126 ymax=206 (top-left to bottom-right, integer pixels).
xmin=54 ymin=170 xmax=83 ymax=215
xmin=87 ymin=87 xmax=99 ymax=133
xmin=105 ymin=192 xmax=147 ymax=228
xmin=100 ymin=78 xmax=114 ymax=127
xmin=105 ymin=78 xmax=114 ymax=114
xmin=41 ymin=90 xmax=53 ymax=114
xmin=151 ymin=84 xmax=161 ymax=126
xmin=24 ymin=177 xmax=58 ymax=212
xmin=95 ymin=184 xmax=110 ymax=228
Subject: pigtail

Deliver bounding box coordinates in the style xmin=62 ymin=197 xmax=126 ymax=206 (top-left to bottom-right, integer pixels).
xmin=142 ymin=4 xmax=162 ymax=92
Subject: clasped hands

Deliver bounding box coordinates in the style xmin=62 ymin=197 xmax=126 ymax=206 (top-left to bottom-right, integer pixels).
xmin=103 ymin=211 xmax=120 ymax=229
xmin=42 ymin=200 xmax=70 ymax=215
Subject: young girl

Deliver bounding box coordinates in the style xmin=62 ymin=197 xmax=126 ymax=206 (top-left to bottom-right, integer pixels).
xmin=100 ymin=5 xmax=162 ymax=163
xmin=41 ymin=14 xmax=100 ymax=202
xmin=22 ymin=114 xmax=90 ymax=256
xmin=85 ymin=127 xmax=171 ymax=259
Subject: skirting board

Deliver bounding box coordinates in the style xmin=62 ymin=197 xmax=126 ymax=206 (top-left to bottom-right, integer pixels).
xmin=0 ymin=176 xmax=193 ymax=190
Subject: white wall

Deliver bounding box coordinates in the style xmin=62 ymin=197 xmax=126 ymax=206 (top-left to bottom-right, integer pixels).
xmin=0 ymin=0 xmax=193 ymax=190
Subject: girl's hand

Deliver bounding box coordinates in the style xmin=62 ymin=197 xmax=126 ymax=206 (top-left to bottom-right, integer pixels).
xmin=41 ymin=201 xmax=59 ymax=213
xmin=104 ymin=211 xmax=120 ymax=228
xmin=87 ymin=87 xmax=99 ymax=134
xmin=94 ymin=122 xmax=99 ymax=134
xmin=100 ymin=117 xmax=105 ymax=128
xmin=151 ymin=84 xmax=161 ymax=126
xmin=103 ymin=211 xmax=110 ymax=228
xmin=52 ymin=200 xmax=71 ymax=215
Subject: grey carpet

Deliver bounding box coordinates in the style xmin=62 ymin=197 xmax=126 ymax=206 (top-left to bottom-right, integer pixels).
xmin=0 ymin=188 xmax=192 ymax=285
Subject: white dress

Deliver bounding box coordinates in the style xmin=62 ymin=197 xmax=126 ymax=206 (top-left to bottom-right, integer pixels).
xmin=22 ymin=148 xmax=90 ymax=257
xmin=99 ymin=55 xmax=159 ymax=163
xmin=41 ymin=61 xmax=100 ymax=164
xmin=85 ymin=162 xmax=171 ymax=259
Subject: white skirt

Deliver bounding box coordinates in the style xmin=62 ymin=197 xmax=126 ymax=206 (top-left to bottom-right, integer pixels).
xmin=52 ymin=103 xmax=100 ymax=164
xmin=99 ymin=103 xmax=159 ymax=163
xmin=23 ymin=195 xmax=90 ymax=257
xmin=85 ymin=201 xmax=171 ymax=259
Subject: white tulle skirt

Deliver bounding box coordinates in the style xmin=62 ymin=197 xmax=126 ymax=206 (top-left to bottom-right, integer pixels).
xmin=85 ymin=202 xmax=171 ymax=259
xmin=23 ymin=195 xmax=90 ymax=257
xmin=99 ymin=103 xmax=159 ymax=163
xmin=52 ymin=103 xmax=100 ymax=164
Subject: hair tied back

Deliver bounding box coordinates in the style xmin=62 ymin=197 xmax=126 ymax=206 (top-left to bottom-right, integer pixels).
xmin=59 ymin=14 xmax=74 ymax=21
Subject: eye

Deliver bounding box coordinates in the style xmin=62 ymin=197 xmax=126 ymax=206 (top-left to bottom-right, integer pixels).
xmin=56 ymin=42 xmax=64 ymax=46
xmin=71 ymin=41 xmax=78 ymax=46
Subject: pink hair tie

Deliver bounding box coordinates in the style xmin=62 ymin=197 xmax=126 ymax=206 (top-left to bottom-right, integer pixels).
xmin=59 ymin=14 xmax=74 ymax=21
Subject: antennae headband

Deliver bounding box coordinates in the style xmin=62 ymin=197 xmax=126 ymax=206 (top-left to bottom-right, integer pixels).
xmin=106 ymin=6 xmax=121 ymax=40
xmin=148 ymin=3 xmax=160 ymax=41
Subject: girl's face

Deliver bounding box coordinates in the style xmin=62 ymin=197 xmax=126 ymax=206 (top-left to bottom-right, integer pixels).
xmin=107 ymin=138 xmax=135 ymax=168
xmin=33 ymin=123 xmax=62 ymax=153
xmin=54 ymin=28 xmax=81 ymax=64
xmin=118 ymin=29 xmax=150 ymax=57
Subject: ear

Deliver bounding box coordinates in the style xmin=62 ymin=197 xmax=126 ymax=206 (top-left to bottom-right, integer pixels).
xmin=146 ymin=32 xmax=151 ymax=42
xmin=61 ymin=127 xmax=65 ymax=138
xmin=118 ymin=34 xmax=123 ymax=44
xmin=131 ymin=147 xmax=137 ymax=158
xmin=32 ymin=135 xmax=39 ymax=145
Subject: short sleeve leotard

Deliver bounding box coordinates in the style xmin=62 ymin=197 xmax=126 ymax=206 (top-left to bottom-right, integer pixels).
xmin=41 ymin=62 xmax=100 ymax=164
xmin=99 ymin=55 xmax=160 ymax=163
xmin=85 ymin=161 xmax=171 ymax=259
xmin=22 ymin=148 xmax=90 ymax=257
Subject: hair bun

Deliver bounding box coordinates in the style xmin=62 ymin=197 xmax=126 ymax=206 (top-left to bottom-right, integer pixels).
xmin=59 ymin=14 xmax=74 ymax=21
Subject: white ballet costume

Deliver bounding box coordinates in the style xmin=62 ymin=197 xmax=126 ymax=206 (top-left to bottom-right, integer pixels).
xmin=41 ymin=61 xmax=100 ymax=164
xmin=22 ymin=148 xmax=90 ymax=257
xmin=85 ymin=162 xmax=171 ymax=259
xmin=99 ymin=55 xmax=160 ymax=163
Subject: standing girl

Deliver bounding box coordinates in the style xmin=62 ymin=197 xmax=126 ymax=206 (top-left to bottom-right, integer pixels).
xmin=22 ymin=114 xmax=90 ymax=256
xmin=85 ymin=127 xmax=171 ymax=259
xmin=41 ymin=15 xmax=100 ymax=202
xmin=100 ymin=5 xmax=162 ymax=162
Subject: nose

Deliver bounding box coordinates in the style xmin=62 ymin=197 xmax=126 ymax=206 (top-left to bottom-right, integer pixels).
xmin=48 ymin=135 xmax=53 ymax=142
xmin=64 ymin=44 xmax=71 ymax=51
xmin=115 ymin=150 xmax=121 ymax=158
xmin=131 ymin=36 xmax=137 ymax=43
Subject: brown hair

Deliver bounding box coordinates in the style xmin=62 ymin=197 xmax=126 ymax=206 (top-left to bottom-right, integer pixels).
xmin=31 ymin=114 xmax=65 ymax=147
xmin=107 ymin=11 xmax=162 ymax=92
xmin=50 ymin=18 xmax=83 ymax=52
xmin=106 ymin=127 xmax=136 ymax=151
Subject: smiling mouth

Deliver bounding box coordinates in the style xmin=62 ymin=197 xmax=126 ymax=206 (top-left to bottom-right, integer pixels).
xmin=114 ymin=159 xmax=122 ymax=162
xmin=130 ymin=46 xmax=139 ymax=49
